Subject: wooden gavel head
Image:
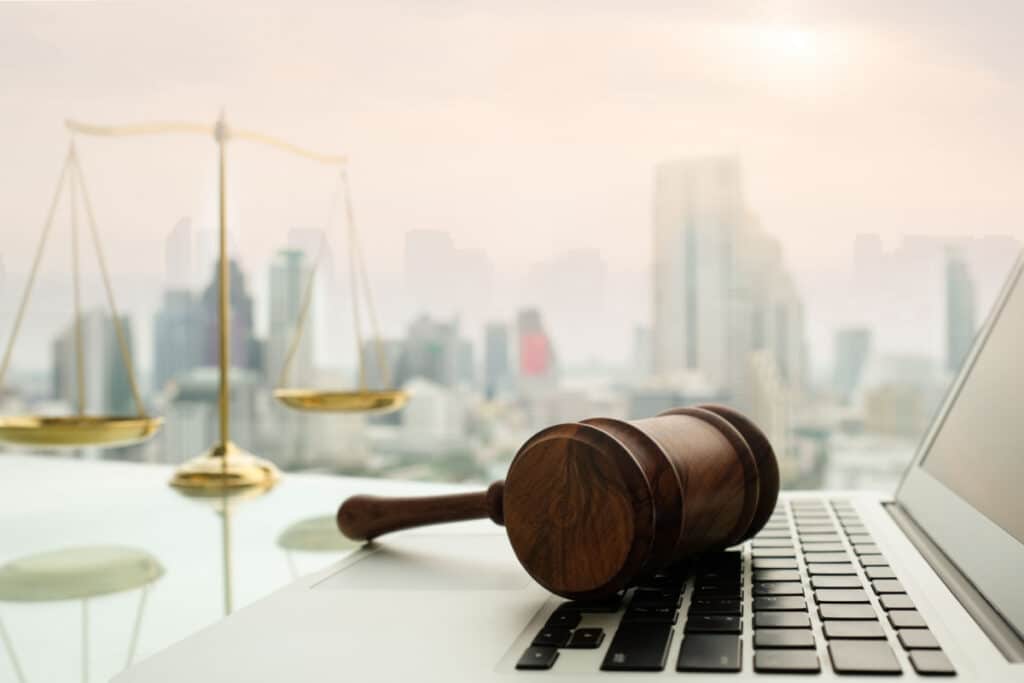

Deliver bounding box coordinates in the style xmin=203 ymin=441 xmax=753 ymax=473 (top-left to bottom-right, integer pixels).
xmin=337 ymin=405 xmax=778 ymax=600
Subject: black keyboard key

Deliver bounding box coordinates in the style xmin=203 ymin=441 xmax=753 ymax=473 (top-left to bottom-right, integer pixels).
xmin=753 ymin=569 xmax=800 ymax=582
xmin=872 ymin=579 xmax=905 ymax=594
xmin=814 ymin=589 xmax=869 ymax=603
xmin=811 ymin=575 xmax=861 ymax=589
xmin=754 ymin=596 xmax=807 ymax=611
xmin=754 ymin=629 xmax=815 ymax=649
xmin=754 ymin=612 xmax=811 ymax=628
xmin=819 ymin=604 xmax=877 ymax=620
xmin=880 ymin=594 xmax=914 ymax=610
xmin=889 ymin=610 xmax=927 ymax=628
xmin=676 ymin=633 xmax=742 ymax=672
xmin=623 ymin=605 xmax=677 ymax=624
xmin=516 ymin=646 xmax=559 ymax=670
xmin=685 ymin=614 xmax=741 ymax=634
xmin=859 ymin=554 xmax=888 ymax=567
xmin=692 ymin=587 xmax=742 ymax=600
xmin=822 ymin=621 xmax=885 ymax=639
xmin=566 ymin=627 xmax=605 ymax=649
xmin=807 ymin=563 xmax=856 ymax=575
xmin=752 ymin=558 xmax=798 ymax=570
xmin=532 ymin=626 xmax=571 ymax=647
xmin=803 ymin=552 xmax=849 ymax=564
xmin=695 ymin=580 xmax=741 ymax=594
xmin=898 ymin=629 xmax=939 ymax=650
xmin=865 ymin=566 xmax=896 ymax=580
xmin=630 ymin=589 xmax=681 ymax=608
xmin=754 ymin=582 xmax=804 ymax=596
xmin=754 ymin=650 xmax=821 ymax=673
xmin=545 ymin=610 xmax=581 ymax=628
xmin=909 ymin=650 xmax=955 ymax=675
xmin=828 ymin=640 xmax=901 ymax=674
xmin=601 ymin=623 xmax=672 ymax=671
xmin=689 ymin=598 xmax=742 ymax=615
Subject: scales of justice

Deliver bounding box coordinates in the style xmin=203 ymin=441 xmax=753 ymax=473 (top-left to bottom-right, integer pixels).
xmin=0 ymin=113 xmax=407 ymax=491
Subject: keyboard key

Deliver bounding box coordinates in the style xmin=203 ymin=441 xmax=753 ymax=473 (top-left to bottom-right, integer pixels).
xmin=754 ymin=629 xmax=815 ymax=649
xmin=898 ymin=629 xmax=940 ymax=650
xmin=819 ymin=604 xmax=877 ymax=620
xmin=814 ymin=589 xmax=869 ymax=603
xmin=566 ymin=628 xmax=605 ymax=649
xmin=689 ymin=598 xmax=741 ymax=616
xmin=695 ymin=580 xmax=741 ymax=594
xmin=889 ymin=610 xmax=927 ymax=629
xmin=532 ymin=626 xmax=572 ymax=647
xmin=828 ymin=640 xmax=901 ymax=674
xmin=754 ymin=650 xmax=821 ymax=673
xmin=601 ymin=623 xmax=673 ymax=671
xmin=847 ymin=534 xmax=873 ymax=544
xmin=803 ymin=552 xmax=849 ymax=564
xmin=753 ymin=569 xmax=800 ymax=582
xmin=545 ymin=610 xmax=581 ymax=628
xmin=822 ymin=621 xmax=885 ymax=639
xmin=516 ymin=646 xmax=559 ymax=670
xmin=631 ymin=588 xmax=680 ymax=607
xmin=755 ymin=530 xmax=791 ymax=539
xmin=685 ymin=614 xmax=741 ymax=634
xmin=754 ymin=582 xmax=804 ymax=596
xmin=623 ymin=605 xmax=677 ymax=624
xmin=865 ymin=566 xmax=896 ymax=580
xmin=800 ymin=534 xmax=841 ymax=543
xmin=854 ymin=544 xmax=881 ymax=555
xmin=880 ymin=594 xmax=915 ymax=610
xmin=754 ymin=597 xmax=807 ymax=611
xmin=752 ymin=558 xmax=798 ymax=570
xmin=676 ymin=633 xmax=742 ymax=672
xmin=859 ymin=554 xmax=888 ymax=566
xmin=872 ymin=579 xmax=905 ymax=594
xmin=753 ymin=549 xmax=796 ymax=559
xmin=807 ymin=563 xmax=857 ymax=575
xmin=796 ymin=523 xmax=835 ymax=532
xmin=562 ymin=595 xmax=623 ymax=612
xmin=692 ymin=587 xmax=742 ymax=600
xmin=754 ymin=612 xmax=811 ymax=629
xmin=753 ymin=539 xmax=793 ymax=548
xmin=811 ymin=575 xmax=861 ymax=589
xmin=843 ymin=525 xmax=869 ymax=535
xmin=800 ymin=543 xmax=845 ymax=553
xmin=910 ymin=650 xmax=955 ymax=675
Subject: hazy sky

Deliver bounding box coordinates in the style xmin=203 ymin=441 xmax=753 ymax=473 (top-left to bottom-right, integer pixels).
xmin=1 ymin=1 xmax=1022 ymax=372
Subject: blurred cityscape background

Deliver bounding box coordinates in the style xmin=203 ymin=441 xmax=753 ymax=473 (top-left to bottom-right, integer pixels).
xmin=1 ymin=4 xmax=1021 ymax=492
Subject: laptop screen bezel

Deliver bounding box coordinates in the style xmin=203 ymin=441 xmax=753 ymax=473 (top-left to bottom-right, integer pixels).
xmin=896 ymin=254 xmax=1024 ymax=639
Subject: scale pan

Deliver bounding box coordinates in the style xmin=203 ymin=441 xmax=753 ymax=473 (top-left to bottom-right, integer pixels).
xmin=273 ymin=389 xmax=408 ymax=414
xmin=0 ymin=415 xmax=163 ymax=448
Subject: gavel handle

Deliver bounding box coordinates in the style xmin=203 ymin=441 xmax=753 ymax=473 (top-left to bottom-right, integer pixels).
xmin=337 ymin=481 xmax=505 ymax=541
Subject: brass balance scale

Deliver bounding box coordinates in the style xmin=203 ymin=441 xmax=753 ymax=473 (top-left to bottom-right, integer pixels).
xmin=0 ymin=114 xmax=407 ymax=490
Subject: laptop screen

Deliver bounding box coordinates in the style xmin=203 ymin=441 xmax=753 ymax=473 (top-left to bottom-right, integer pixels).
xmin=917 ymin=261 xmax=1024 ymax=545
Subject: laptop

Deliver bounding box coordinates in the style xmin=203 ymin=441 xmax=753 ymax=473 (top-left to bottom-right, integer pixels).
xmin=117 ymin=259 xmax=1024 ymax=682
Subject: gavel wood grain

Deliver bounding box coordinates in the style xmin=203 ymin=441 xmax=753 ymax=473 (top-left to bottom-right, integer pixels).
xmin=337 ymin=404 xmax=778 ymax=600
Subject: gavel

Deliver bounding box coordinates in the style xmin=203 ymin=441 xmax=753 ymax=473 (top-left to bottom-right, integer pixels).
xmin=337 ymin=405 xmax=778 ymax=600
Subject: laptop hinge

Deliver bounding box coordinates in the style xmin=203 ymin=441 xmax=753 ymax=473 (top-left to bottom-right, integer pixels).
xmin=885 ymin=502 xmax=1024 ymax=662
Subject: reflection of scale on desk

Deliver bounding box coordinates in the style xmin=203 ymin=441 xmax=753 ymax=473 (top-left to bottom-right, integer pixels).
xmin=0 ymin=114 xmax=407 ymax=490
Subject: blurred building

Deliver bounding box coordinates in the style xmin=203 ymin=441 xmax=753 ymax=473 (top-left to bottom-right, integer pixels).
xmin=153 ymin=289 xmax=202 ymax=393
xmin=394 ymin=315 xmax=474 ymax=389
xmin=199 ymin=259 xmax=261 ymax=373
xmin=631 ymin=325 xmax=652 ymax=378
xmin=164 ymin=217 xmax=194 ymax=288
xmin=483 ymin=322 xmax=510 ymax=399
xmin=52 ymin=310 xmax=136 ymax=415
xmin=833 ymin=327 xmax=872 ymax=403
xmin=945 ymin=249 xmax=977 ymax=374
xmin=516 ymin=308 xmax=557 ymax=391
xmin=267 ymin=249 xmax=314 ymax=387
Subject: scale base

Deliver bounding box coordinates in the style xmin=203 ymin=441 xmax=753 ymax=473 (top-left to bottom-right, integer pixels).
xmin=170 ymin=441 xmax=280 ymax=493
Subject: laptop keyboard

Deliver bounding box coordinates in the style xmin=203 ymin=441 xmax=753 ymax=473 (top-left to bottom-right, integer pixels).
xmin=515 ymin=498 xmax=956 ymax=676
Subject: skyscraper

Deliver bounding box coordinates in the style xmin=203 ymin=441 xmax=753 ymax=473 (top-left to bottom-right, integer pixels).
xmin=199 ymin=259 xmax=260 ymax=373
xmin=52 ymin=310 xmax=136 ymax=414
xmin=652 ymin=157 xmax=743 ymax=391
xmin=267 ymin=249 xmax=314 ymax=388
xmin=833 ymin=327 xmax=872 ymax=402
xmin=393 ymin=315 xmax=473 ymax=389
xmin=483 ymin=323 xmax=510 ymax=399
xmin=153 ymin=289 xmax=202 ymax=393
xmin=164 ymin=218 xmax=194 ymax=288
xmin=945 ymin=250 xmax=977 ymax=373
xmin=517 ymin=308 xmax=557 ymax=389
